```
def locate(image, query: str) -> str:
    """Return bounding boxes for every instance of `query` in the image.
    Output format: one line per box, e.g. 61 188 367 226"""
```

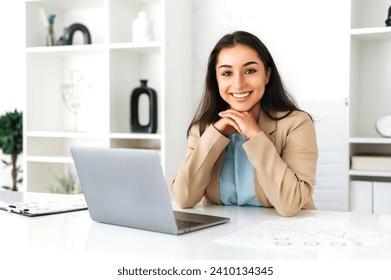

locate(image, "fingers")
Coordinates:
218 110 254 130
218 109 260 139
214 116 242 136
225 118 242 134
219 109 254 122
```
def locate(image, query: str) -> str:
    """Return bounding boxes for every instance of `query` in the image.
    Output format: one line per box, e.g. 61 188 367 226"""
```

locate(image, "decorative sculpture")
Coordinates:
46 14 56 46
376 115 391 138
58 23 92 45
61 70 93 131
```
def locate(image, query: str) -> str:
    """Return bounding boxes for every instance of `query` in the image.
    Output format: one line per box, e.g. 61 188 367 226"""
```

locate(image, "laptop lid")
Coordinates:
70 147 229 235
71 147 179 234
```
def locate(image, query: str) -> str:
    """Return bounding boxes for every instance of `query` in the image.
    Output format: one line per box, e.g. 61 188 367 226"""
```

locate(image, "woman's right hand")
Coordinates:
213 115 241 137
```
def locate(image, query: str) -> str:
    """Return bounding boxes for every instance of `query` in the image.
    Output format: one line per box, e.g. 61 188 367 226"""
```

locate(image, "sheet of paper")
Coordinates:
215 218 391 252
0 194 87 216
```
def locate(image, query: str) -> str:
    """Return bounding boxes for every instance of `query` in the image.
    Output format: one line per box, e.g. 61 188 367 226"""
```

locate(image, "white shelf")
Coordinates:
349 170 391 177
109 133 161 140
27 156 74 164
25 0 104 10
26 42 161 55
349 0 391 214
26 131 107 138
26 44 106 54
350 27 391 41
26 131 162 140
24 0 165 192
349 137 391 144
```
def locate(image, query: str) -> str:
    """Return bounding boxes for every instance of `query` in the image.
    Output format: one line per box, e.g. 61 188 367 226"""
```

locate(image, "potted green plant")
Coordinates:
0 110 23 191
48 168 82 194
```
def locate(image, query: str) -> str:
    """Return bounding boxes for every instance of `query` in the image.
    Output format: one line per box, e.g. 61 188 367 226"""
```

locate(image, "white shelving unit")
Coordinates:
349 0 391 214
24 0 165 192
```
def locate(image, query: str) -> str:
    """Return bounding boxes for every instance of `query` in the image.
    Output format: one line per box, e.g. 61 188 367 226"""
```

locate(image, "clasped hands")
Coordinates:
213 109 261 139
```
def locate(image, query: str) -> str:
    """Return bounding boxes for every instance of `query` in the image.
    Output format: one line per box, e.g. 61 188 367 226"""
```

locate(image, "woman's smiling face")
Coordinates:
215 44 271 114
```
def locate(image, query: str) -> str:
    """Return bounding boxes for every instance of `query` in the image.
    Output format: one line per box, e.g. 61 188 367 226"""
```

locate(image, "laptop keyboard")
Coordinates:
176 219 203 230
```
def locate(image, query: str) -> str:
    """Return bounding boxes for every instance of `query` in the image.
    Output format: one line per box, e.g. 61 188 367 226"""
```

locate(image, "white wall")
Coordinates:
0 2 25 111
192 0 350 103
0 1 25 188
164 0 194 186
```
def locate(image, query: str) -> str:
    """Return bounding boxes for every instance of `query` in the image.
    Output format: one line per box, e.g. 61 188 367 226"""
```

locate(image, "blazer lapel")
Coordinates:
253 110 278 207
258 110 277 143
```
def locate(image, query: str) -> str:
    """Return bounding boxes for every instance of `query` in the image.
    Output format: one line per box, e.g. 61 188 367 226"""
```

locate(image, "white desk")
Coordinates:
1 192 391 261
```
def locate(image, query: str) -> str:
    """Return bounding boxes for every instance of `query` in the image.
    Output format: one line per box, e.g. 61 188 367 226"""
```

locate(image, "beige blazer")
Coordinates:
171 110 318 217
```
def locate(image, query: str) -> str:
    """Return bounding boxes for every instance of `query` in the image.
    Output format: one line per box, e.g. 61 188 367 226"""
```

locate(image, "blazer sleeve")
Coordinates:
243 112 318 217
171 124 230 208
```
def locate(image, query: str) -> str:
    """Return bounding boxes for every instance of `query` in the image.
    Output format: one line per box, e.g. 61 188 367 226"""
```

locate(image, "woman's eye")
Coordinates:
245 69 256 74
221 71 232 76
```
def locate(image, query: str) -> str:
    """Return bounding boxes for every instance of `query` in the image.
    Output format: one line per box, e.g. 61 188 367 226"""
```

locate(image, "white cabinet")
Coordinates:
350 180 372 214
349 0 391 214
350 181 391 215
24 0 165 192
373 182 391 215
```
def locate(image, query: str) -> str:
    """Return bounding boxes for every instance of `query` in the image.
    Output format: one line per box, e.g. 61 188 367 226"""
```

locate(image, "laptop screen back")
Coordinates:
71 147 178 234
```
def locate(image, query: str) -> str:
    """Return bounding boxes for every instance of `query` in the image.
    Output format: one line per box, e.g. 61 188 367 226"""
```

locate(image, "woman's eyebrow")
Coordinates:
218 64 231 69
218 61 259 69
243 61 259 67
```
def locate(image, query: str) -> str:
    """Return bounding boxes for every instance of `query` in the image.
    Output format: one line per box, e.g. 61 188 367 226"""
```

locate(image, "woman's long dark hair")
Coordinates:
188 30 300 137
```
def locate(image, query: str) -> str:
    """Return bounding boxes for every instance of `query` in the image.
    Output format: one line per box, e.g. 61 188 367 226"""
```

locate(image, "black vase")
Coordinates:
130 80 158 133
386 5 391 26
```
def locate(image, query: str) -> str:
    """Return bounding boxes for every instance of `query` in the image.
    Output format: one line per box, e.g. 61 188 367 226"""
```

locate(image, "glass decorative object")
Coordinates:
61 70 92 131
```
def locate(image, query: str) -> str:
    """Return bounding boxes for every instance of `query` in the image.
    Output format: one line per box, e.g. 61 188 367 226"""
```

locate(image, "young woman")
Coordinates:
171 31 318 217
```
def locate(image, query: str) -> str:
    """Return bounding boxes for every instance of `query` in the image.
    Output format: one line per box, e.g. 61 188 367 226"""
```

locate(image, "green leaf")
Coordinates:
0 109 23 155
0 109 23 191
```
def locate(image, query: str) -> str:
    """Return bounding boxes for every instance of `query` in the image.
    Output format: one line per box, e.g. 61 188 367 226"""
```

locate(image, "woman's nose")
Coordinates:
232 73 246 91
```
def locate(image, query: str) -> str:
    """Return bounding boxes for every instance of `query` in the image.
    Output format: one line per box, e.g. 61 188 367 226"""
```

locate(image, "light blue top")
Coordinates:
219 133 261 206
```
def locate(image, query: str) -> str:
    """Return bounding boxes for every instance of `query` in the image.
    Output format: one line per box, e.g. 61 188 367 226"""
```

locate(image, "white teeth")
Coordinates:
232 92 250 98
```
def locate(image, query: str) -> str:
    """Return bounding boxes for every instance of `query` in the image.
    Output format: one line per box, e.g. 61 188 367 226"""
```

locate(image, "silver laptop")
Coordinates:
70 146 229 235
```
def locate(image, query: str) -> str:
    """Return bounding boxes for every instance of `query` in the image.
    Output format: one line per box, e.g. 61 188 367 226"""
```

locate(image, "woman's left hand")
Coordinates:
218 109 261 139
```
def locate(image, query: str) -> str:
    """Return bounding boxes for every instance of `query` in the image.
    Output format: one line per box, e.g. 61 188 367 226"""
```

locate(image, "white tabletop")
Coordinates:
1 191 391 261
